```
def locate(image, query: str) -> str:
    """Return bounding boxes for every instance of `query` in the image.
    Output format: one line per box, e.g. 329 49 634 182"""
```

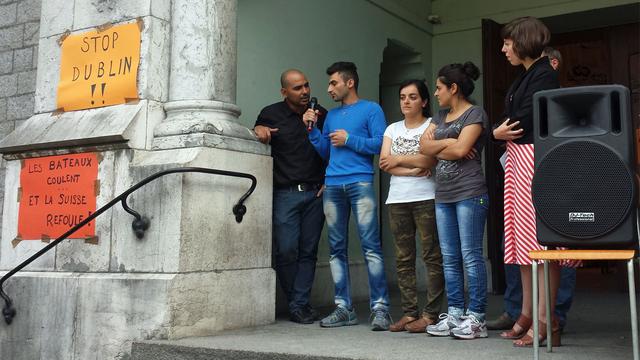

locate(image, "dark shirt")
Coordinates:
494 56 559 144
255 101 327 188
432 105 488 203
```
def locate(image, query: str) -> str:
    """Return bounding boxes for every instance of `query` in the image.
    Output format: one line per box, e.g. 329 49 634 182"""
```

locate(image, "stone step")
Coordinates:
131 342 349 360
130 290 636 360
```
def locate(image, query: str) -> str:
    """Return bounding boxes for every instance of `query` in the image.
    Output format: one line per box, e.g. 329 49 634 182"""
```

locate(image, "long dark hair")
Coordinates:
436 62 480 101
398 79 431 117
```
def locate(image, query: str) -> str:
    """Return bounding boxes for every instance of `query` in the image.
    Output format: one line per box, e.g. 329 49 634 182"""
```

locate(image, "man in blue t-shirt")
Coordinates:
306 61 391 331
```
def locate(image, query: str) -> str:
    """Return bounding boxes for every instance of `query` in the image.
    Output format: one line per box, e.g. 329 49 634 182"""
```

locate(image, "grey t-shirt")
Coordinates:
433 105 488 203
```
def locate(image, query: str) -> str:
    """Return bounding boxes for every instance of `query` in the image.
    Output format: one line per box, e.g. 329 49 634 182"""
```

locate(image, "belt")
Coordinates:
276 183 322 192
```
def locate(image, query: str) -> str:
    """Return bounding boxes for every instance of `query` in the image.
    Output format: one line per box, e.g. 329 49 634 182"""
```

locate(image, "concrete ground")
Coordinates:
134 268 638 360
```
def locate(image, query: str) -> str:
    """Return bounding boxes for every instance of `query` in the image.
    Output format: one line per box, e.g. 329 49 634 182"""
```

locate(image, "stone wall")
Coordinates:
0 0 41 236
0 0 40 135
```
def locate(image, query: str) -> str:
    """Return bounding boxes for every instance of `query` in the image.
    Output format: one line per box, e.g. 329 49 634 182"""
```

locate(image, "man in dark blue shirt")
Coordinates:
254 69 326 324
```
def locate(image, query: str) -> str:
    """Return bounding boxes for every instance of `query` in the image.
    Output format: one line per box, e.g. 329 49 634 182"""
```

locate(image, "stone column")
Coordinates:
152 0 260 154
0 1 274 359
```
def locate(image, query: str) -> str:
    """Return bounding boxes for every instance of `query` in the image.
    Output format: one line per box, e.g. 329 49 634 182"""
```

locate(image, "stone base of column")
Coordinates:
0 145 275 359
0 269 274 360
153 100 268 155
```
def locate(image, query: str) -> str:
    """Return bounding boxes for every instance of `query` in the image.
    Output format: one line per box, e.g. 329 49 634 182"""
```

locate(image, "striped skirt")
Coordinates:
503 141 540 265
503 141 580 267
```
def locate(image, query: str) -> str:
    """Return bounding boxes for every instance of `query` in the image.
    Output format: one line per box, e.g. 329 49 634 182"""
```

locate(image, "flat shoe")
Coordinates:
487 312 516 330
405 316 435 333
389 315 416 332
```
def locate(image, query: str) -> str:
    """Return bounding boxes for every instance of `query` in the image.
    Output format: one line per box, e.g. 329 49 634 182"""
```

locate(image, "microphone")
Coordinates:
307 97 318 131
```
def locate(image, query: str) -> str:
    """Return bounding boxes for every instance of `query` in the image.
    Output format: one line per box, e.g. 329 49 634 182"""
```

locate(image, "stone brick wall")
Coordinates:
0 0 40 230
0 0 40 138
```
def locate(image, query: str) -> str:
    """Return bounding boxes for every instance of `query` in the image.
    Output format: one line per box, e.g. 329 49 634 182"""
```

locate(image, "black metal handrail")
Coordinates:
0 167 257 325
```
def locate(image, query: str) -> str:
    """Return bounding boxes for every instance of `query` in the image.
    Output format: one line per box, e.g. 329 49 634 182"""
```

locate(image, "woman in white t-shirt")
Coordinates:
379 79 444 333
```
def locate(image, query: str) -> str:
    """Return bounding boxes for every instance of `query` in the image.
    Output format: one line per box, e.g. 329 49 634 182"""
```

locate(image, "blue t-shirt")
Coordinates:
309 99 387 185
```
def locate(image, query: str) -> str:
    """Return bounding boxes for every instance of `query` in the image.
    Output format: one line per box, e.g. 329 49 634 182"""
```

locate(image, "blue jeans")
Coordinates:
273 188 324 312
503 260 576 326
435 194 489 319
555 267 576 326
504 263 522 320
323 182 390 311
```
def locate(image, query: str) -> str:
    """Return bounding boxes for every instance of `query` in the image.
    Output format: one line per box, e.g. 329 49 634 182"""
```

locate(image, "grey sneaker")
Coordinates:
370 309 391 331
426 313 461 337
451 315 488 339
319 306 358 328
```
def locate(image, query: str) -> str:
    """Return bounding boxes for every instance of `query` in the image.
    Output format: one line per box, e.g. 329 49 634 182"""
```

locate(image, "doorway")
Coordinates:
378 39 425 288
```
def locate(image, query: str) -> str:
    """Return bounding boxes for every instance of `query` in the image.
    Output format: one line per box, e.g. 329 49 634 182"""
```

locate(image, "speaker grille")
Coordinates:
532 140 634 240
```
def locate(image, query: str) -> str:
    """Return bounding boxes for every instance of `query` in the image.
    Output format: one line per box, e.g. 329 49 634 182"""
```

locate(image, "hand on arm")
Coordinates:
329 129 348 147
436 124 483 160
419 123 452 156
380 136 431 176
395 153 436 170
379 155 399 171
420 135 457 156
379 137 400 171
464 148 478 160
253 125 278 144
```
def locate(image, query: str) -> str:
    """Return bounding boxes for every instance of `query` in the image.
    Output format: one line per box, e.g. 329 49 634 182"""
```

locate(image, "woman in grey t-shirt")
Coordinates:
420 62 489 340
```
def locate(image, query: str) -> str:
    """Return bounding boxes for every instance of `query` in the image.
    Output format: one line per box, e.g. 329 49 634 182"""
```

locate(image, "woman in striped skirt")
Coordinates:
492 17 562 347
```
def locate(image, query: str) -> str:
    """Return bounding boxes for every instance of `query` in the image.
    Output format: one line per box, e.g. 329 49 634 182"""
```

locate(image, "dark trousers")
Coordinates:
273 188 324 312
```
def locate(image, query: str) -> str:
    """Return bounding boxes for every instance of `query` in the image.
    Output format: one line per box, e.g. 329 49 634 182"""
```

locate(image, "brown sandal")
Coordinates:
500 314 532 339
513 319 561 347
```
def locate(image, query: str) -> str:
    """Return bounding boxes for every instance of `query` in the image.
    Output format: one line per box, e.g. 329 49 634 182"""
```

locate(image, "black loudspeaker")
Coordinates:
532 85 637 248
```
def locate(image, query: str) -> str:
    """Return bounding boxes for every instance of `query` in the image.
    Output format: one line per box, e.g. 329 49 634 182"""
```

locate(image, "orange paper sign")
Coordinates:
57 22 141 111
17 153 99 241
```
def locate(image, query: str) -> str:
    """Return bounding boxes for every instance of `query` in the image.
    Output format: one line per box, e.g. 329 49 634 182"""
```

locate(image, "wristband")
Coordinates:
345 133 349 144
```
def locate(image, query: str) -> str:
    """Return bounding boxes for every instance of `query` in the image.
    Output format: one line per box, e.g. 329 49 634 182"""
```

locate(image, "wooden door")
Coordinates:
481 18 520 293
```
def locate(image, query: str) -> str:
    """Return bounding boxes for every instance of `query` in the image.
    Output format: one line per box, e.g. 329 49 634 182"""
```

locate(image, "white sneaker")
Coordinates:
451 315 488 339
426 313 461 337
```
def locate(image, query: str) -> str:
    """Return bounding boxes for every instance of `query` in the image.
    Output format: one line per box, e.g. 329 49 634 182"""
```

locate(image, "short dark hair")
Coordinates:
437 62 480 100
398 79 431 117
326 61 359 91
501 16 550 60
280 69 303 88
542 46 562 66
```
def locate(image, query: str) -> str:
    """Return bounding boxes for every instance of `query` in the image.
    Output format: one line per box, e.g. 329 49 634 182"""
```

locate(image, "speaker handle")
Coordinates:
611 90 622 134
538 96 548 138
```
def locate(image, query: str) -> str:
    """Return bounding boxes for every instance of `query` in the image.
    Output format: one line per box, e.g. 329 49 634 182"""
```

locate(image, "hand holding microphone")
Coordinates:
305 97 319 131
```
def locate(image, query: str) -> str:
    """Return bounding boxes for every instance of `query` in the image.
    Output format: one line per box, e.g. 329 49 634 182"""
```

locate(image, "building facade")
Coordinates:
0 1 637 359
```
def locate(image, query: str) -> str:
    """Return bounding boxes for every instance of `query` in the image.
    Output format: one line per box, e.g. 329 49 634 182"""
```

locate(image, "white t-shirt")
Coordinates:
383 118 436 204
